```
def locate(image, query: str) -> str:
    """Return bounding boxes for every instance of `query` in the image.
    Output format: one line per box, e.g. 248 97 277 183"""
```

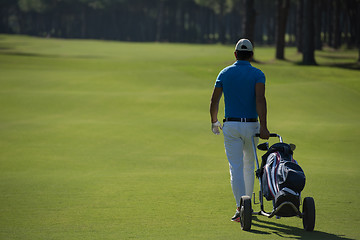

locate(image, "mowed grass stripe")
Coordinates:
0 34 359 239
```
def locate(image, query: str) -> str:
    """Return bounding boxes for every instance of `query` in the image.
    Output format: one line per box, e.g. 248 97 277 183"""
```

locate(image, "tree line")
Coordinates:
1 0 359 64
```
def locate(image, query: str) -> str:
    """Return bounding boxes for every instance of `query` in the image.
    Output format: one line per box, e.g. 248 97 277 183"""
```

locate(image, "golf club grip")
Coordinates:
255 133 278 137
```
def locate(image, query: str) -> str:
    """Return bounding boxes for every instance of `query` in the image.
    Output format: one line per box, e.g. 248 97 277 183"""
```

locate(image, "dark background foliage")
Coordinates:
1 0 359 64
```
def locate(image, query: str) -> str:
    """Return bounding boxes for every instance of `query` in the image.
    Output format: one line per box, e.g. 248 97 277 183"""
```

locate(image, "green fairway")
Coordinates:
0 34 359 240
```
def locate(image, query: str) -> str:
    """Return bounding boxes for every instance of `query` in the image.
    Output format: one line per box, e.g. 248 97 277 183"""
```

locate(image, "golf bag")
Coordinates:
259 143 306 216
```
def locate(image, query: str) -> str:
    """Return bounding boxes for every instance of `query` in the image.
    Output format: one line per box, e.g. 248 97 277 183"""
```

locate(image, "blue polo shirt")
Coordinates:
215 60 265 118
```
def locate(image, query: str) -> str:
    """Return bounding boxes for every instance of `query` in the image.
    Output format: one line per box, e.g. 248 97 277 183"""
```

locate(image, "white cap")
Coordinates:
235 39 253 52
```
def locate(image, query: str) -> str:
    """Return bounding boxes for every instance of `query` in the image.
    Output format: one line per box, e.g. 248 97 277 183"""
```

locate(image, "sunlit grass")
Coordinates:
0 34 359 239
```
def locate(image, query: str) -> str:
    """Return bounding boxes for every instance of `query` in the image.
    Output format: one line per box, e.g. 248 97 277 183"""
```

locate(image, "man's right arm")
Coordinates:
255 82 270 139
210 87 223 123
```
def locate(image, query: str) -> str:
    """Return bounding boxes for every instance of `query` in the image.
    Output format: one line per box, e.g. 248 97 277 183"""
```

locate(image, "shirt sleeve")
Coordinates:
256 70 266 84
214 71 224 88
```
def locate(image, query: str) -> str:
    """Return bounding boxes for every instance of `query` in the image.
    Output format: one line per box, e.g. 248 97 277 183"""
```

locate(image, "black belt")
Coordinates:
223 118 258 123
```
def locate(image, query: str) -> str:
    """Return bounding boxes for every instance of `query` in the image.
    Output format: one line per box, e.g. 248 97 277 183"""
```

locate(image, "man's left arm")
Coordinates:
255 82 270 139
210 87 223 135
210 87 222 123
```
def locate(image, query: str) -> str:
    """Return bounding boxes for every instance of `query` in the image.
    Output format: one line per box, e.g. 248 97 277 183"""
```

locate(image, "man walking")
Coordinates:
209 39 270 222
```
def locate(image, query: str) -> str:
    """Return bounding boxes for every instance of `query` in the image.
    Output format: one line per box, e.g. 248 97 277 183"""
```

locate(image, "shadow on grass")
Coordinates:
324 62 360 71
286 58 360 71
317 54 356 60
0 50 101 59
249 216 355 240
256 51 360 71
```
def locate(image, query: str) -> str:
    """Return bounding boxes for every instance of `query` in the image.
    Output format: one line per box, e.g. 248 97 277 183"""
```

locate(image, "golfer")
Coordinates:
209 39 270 222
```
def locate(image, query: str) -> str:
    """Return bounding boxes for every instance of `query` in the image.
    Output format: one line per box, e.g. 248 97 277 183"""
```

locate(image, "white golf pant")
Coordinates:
223 121 259 207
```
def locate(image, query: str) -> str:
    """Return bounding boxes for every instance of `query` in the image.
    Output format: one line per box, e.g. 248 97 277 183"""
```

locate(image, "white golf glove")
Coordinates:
211 120 223 135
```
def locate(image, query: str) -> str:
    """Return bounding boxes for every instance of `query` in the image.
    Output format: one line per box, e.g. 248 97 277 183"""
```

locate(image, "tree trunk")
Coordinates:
275 0 290 60
296 0 303 53
81 6 86 38
314 0 322 50
242 0 256 43
358 2 360 62
333 0 341 49
218 0 226 44
156 0 164 42
302 0 316 65
327 0 333 47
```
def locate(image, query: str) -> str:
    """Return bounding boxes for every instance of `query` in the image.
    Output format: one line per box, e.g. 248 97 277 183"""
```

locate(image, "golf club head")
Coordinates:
289 143 296 151
257 142 269 151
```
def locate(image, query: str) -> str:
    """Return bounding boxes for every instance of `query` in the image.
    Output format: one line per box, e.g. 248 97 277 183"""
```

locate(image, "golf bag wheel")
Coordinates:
240 196 252 231
302 197 315 231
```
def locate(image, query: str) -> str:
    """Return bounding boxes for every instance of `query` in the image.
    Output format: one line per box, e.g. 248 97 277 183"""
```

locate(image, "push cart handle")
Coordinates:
254 133 283 143
255 133 278 138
